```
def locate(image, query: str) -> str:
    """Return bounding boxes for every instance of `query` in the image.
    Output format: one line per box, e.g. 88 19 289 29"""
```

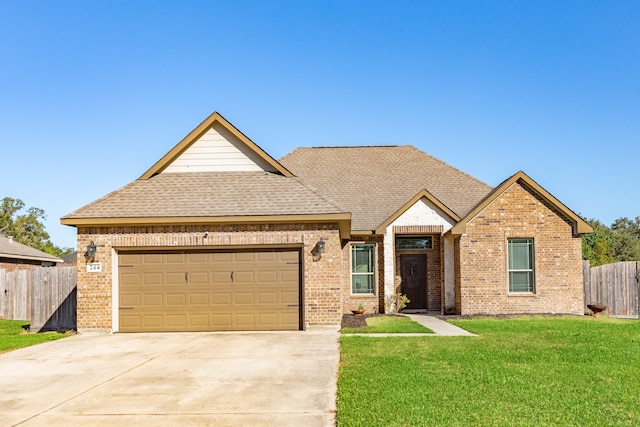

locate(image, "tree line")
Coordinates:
582 216 640 267
0 197 72 258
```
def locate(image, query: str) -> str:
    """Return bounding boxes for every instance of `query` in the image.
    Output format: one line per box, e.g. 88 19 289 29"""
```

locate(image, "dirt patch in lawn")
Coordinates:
341 313 405 329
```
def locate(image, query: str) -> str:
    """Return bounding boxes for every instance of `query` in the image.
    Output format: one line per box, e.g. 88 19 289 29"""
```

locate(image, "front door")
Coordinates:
400 254 427 310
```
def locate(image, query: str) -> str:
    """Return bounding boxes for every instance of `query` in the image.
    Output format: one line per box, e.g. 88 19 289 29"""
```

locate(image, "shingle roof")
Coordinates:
0 235 63 263
279 145 493 232
62 171 346 220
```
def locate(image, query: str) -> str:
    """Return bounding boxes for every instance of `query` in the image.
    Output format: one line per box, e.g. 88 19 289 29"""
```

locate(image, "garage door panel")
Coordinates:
121 294 141 306
258 292 277 304
143 293 164 306
281 291 299 304
258 271 277 283
234 252 255 262
120 273 140 286
212 271 231 284
212 293 232 305
189 271 208 284
280 270 299 283
166 293 187 306
165 272 184 285
212 253 232 263
166 253 186 263
120 314 141 328
143 315 164 328
188 314 209 327
189 293 209 305
235 293 255 305
234 271 255 284
119 249 300 332
167 314 187 327
235 313 256 326
143 272 164 286
143 254 164 264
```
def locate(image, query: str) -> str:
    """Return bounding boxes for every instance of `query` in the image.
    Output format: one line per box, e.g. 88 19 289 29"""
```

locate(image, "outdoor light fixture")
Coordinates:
85 241 97 261
312 239 326 262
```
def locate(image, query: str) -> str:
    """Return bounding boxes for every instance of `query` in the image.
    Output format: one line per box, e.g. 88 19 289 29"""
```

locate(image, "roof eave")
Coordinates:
61 213 352 240
0 253 63 263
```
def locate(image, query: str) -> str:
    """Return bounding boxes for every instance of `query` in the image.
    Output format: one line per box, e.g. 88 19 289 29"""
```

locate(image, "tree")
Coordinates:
582 218 614 266
0 197 72 258
582 216 640 266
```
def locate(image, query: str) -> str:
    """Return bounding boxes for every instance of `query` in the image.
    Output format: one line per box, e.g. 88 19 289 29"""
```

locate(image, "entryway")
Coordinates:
400 254 427 309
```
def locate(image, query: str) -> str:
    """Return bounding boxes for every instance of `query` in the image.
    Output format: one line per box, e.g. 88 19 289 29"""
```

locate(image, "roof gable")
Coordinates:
374 189 461 234
140 112 293 179
449 170 593 236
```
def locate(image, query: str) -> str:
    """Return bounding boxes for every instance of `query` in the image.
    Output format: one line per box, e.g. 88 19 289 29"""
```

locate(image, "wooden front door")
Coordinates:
400 254 427 309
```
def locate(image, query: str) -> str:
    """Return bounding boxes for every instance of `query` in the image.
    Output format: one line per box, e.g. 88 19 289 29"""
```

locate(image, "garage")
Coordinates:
118 248 301 332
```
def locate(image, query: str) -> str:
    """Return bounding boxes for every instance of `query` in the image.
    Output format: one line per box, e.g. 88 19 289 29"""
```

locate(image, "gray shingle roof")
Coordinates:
279 145 493 231
0 235 63 263
62 171 346 220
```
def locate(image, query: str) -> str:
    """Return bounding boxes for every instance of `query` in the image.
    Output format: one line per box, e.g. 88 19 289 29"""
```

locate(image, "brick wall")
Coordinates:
76 223 343 333
457 181 584 315
342 235 384 314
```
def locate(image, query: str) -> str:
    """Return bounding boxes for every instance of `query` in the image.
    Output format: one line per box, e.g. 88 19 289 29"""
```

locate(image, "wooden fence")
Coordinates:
0 267 77 331
583 260 640 318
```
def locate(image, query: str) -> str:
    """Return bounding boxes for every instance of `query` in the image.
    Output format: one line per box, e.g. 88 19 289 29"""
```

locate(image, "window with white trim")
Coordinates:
351 244 375 294
508 238 535 293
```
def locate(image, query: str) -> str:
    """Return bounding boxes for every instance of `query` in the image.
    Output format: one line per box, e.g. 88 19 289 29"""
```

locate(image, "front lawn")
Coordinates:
342 315 434 334
0 320 74 353
337 316 640 426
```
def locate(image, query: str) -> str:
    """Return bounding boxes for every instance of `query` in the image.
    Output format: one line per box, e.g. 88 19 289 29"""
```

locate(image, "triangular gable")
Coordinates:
140 112 294 179
448 171 593 236
374 189 461 234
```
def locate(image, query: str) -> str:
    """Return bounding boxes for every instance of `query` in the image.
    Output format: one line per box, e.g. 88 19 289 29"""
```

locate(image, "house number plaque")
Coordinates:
86 262 102 273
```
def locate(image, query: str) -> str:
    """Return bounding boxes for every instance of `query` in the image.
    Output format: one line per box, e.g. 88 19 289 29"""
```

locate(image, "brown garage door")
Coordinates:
118 249 301 332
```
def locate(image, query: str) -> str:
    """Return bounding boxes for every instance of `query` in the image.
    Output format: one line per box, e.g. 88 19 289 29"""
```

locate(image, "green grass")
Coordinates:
342 315 434 334
337 316 640 426
0 320 74 353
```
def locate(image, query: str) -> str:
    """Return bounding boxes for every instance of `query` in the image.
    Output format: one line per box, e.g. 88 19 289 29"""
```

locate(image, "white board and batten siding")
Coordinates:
163 123 278 174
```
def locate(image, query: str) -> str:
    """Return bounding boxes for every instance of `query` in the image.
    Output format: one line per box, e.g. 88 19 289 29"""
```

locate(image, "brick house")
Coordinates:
61 112 591 333
0 235 63 271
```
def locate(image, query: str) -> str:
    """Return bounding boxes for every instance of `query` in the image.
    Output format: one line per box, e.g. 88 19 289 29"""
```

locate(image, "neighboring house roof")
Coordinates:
0 235 63 264
279 145 493 233
449 170 593 236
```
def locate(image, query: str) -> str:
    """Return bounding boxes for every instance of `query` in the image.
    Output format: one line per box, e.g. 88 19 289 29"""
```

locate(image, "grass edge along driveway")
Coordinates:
337 315 640 426
0 320 74 353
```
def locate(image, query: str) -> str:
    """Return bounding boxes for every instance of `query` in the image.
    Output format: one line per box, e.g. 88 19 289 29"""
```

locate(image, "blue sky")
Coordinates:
1 1 638 250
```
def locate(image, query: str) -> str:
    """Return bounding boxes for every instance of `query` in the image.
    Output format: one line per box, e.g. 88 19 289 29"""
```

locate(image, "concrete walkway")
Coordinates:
0 329 339 426
404 314 477 336
342 314 477 337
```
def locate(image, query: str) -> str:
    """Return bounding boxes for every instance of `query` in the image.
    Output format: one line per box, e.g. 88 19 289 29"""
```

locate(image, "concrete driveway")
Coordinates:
0 329 340 426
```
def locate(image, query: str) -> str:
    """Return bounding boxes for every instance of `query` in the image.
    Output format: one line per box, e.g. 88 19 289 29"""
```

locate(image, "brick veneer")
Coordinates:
456 181 584 315
76 223 343 333
342 235 384 314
